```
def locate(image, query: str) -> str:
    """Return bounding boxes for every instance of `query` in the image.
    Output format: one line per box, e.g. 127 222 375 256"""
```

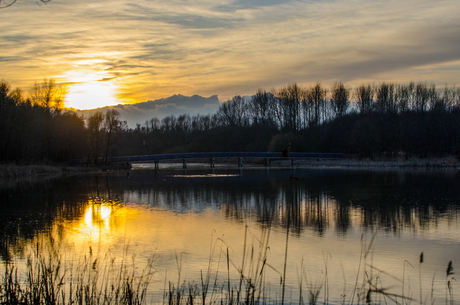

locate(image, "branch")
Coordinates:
1 0 50 9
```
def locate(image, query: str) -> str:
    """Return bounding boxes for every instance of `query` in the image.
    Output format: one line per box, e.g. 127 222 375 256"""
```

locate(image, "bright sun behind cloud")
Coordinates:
66 80 120 110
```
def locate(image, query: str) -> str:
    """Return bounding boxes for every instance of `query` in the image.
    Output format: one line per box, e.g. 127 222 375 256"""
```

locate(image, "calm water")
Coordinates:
1 166 460 304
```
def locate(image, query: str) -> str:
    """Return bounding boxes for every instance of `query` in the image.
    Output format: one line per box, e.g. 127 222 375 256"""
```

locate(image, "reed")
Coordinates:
1 233 457 305
0 237 156 305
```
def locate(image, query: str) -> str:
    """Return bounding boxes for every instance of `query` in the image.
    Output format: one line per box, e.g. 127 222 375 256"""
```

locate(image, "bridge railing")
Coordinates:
72 152 346 165
104 152 345 163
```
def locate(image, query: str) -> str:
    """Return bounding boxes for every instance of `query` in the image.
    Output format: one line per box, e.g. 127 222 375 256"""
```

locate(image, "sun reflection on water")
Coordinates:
82 202 111 233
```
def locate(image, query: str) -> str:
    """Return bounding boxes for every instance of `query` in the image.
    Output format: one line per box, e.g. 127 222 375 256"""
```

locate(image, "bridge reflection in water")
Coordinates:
1 169 459 304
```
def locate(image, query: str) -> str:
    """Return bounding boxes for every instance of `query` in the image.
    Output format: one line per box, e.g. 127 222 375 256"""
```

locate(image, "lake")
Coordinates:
1 165 459 304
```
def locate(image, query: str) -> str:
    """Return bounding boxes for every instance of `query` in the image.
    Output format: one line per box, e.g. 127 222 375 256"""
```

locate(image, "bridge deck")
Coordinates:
73 152 345 167
106 152 345 163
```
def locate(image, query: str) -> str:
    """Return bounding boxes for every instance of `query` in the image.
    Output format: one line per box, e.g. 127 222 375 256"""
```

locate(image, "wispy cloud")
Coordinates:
1 0 459 108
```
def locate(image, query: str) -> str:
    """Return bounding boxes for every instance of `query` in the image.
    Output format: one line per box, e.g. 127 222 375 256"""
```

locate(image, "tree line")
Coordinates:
0 79 124 164
119 82 460 159
1 79 460 165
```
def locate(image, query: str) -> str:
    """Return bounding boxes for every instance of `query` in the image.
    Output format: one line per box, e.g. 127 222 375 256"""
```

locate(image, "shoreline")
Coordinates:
1 156 459 181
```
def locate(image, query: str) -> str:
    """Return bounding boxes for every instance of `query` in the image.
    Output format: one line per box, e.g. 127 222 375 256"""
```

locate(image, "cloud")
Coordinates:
77 94 220 127
214 0 294 12
1 0 460 105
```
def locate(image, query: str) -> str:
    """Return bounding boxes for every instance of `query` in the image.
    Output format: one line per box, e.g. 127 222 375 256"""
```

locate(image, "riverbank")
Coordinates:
287 155 460 168
0 163 128 180
1 156 459 180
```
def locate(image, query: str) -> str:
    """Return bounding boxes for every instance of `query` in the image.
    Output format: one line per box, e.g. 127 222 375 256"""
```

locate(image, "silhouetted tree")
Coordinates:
0 81 20 161
375 83 397 114
330 82 349 118
395 83 413 113
87 112 104 165
103 109 124 164
415 83 430 112
216 95 249 127
307 83 327 127
28 78 67 111
355 84 374 114
249 89 277 127
276 84 303 130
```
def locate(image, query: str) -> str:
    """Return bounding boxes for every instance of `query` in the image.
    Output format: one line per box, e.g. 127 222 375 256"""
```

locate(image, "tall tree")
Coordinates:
307 83 327 127
330 82 350 118
103 109 124 164
415 83 430 112
375 83 396 114
88 112 104 165
0 81 20 160
276 84 303 130
249 90 276 127
216 95 248 127
355 84 374 114
29 78 67 111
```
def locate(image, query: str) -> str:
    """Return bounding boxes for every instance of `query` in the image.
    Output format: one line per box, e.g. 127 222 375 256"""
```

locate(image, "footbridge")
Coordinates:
103 152 346 169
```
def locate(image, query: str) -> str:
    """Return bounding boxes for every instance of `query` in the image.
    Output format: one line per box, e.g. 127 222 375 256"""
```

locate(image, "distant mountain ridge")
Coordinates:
77 94 220 128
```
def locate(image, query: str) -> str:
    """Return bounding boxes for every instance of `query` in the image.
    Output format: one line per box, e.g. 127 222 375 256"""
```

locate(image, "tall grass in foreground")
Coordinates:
0 236 156 305
160 228 457 305
1 231 457 305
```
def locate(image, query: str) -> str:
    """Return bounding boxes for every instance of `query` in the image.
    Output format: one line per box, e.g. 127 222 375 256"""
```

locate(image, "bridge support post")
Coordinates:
265 158 270 167
291 158 295 167
210 158 215 168
154 161 159 170
238 158 243 167
182 159 187 169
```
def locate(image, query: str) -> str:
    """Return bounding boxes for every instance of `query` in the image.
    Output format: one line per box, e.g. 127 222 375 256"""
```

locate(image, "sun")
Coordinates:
61 67 123 110
66 80 120 110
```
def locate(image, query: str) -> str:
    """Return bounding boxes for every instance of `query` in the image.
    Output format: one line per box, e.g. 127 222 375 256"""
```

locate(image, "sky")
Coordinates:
1 0 460 110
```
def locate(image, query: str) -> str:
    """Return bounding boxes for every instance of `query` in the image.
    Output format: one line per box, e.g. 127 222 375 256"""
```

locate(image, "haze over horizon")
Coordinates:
1 0 460 111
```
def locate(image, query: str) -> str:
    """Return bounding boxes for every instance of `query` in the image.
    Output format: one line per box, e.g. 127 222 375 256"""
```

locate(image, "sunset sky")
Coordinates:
1 0 459 110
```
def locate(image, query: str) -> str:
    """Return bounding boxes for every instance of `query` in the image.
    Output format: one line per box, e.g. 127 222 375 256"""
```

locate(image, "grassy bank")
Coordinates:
0 163 128 180
290 155 460 169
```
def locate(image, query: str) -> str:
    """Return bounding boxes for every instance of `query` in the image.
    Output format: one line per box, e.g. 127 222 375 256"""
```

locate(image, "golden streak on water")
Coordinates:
171 174 240 178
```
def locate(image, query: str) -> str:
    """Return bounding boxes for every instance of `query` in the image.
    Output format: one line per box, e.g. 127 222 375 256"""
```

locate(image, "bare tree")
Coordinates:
415 83 430 112
29 78 67 111
355 84 374 114
330 82 350 118
276 84 303 130
103 109 124 164
307 83 327 127
149 117 161 131
375 83 396 114
1 0 50 9
395 83 412 113
87 112 104 165
249 89 276 127
216 95 249 127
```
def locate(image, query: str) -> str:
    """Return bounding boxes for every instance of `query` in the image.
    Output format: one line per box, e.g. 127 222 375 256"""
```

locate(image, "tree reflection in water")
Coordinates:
1 168 460 304
1 168 460 261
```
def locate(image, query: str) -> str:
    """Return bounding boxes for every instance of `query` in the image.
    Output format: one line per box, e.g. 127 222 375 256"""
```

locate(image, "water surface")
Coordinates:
1 167 459 304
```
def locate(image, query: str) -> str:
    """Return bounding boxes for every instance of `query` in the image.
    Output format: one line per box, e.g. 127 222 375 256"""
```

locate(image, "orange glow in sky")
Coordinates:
1 0 460 110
